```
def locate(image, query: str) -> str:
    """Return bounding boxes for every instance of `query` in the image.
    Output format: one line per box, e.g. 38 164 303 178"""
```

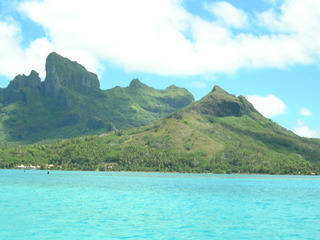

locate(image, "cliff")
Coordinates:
44 52 100 96
0 52 194 143
2 70 41 104
1 84 319 175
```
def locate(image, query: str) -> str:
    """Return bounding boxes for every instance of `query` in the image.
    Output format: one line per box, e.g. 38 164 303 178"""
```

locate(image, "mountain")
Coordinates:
1 85 319 174
0 52 194 144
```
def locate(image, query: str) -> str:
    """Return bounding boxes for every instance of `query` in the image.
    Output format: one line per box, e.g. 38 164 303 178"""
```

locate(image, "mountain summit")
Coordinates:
44 52 100 96
0 52 194 143
2 83 319 174
185 85 259 118
3 70 42 104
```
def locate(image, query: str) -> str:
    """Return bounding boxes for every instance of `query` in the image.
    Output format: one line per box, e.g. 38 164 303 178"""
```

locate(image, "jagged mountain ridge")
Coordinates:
188 86 259 117
0 52 194 143
1 83 319 174
102 85 320 173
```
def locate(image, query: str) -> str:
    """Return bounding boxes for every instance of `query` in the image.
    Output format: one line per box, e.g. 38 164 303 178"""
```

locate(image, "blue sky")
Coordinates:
0 0 319 138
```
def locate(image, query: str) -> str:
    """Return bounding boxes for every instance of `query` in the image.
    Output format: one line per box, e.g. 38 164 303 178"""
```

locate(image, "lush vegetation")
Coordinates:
0 53 194 144
1 87 320 175
0 53 319 175
1 119 319 174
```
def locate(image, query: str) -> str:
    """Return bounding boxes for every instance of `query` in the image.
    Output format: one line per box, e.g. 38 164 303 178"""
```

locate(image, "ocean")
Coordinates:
0 170 319 239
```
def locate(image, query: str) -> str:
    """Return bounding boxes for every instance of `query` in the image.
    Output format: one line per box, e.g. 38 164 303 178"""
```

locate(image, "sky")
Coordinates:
0 0 319 138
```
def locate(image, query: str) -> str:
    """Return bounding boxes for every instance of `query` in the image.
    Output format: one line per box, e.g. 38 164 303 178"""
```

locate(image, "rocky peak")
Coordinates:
186 85 258 118
212 85 226 93
44 52 100 96
3 70 41 104
129 78 147 89
6 70 41 91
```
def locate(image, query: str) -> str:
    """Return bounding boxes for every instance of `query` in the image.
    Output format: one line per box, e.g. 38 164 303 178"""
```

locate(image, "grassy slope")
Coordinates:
1 87 319 174
0 79 194 144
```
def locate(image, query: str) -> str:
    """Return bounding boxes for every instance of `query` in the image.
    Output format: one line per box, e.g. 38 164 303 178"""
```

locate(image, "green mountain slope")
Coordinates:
1 85 319 174
0 52 194 144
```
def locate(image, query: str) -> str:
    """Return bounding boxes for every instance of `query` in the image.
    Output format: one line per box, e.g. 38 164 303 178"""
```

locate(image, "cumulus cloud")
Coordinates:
245 94 287 118
0 21 25 77
0 0 320 79
299 107 312 117
0 18 53 80
293 120 320 138
18 0 197 76
204 1 248 28
257 0 320 59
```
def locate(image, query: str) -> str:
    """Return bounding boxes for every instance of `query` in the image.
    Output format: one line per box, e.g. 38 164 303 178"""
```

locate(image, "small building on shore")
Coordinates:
16 164 25 169
16 164 41 170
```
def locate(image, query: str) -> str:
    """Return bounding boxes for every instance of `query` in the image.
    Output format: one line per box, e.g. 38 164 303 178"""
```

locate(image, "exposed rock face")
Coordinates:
0 52 195 143
2 52 101 105
44 52 100 97
3 70 41 104
238 95 260 116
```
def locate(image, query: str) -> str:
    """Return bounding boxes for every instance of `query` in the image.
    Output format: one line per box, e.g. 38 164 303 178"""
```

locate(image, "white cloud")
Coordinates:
245 94 287 118
18 0 198 76
293 120 320 138
0 18 53 80
0 0 320 79
257 0 320 58
258 0 320 34
0 20 26 77
299 107 312 117
204 1 248 28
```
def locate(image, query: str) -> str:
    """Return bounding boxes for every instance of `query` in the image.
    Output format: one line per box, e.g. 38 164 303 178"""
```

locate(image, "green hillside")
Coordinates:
0 52 194 144
1 85 319 175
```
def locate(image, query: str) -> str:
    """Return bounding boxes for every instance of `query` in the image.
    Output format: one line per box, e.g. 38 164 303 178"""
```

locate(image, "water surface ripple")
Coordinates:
1 170 319 239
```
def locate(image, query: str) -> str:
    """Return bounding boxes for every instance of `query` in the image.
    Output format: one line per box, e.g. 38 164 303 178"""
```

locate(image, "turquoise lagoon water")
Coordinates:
0 170 319 240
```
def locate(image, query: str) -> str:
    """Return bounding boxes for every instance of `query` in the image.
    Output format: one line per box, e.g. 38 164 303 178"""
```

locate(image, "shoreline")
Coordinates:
2 168 319 176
